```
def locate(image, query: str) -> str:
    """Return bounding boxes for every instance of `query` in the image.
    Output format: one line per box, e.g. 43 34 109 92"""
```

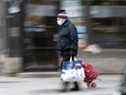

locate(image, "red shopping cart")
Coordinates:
82 63 99 88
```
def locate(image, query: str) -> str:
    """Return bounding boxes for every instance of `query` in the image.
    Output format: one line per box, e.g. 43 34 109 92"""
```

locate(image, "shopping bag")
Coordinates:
60 57 85 82
61 59 74 70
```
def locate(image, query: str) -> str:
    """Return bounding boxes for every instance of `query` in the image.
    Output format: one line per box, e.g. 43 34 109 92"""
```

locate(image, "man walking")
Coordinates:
57 10 79 91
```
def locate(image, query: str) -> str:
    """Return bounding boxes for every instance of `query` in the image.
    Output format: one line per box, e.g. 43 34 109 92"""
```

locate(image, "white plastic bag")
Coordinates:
60 67 85 82
60 56 85 82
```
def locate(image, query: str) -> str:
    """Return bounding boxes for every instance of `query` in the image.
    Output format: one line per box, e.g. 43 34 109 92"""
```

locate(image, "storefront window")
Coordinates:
90 0 113 5
23 0 59 71
24 0 57 47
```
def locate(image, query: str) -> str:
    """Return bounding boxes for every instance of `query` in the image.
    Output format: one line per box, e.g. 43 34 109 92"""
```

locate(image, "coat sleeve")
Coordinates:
54 26 69 42
69 24 78 49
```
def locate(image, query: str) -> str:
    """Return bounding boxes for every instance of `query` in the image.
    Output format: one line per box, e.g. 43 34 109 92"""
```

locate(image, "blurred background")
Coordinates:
0 0 126 73
0 0 125 95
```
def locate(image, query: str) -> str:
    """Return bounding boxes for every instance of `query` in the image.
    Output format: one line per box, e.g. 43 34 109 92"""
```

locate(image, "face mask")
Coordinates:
57 19 64 25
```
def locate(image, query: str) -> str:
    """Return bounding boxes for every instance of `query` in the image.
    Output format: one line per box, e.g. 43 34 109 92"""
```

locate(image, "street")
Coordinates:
0 74 122 95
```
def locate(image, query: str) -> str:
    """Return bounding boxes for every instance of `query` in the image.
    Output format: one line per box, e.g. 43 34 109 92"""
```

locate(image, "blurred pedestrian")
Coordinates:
56 10 79 91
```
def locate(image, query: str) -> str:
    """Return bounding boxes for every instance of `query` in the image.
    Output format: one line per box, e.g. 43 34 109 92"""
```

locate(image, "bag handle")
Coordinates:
70 57 73 62
70 56 78 62
74 57 78 61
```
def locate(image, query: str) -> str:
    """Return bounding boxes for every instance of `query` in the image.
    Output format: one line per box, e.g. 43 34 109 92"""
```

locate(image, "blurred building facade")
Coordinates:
86 0 126 48
0 0 126 72
0 1 7 55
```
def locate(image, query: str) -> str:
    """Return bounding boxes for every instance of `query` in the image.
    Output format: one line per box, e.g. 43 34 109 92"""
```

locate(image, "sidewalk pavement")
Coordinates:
0 72 122 95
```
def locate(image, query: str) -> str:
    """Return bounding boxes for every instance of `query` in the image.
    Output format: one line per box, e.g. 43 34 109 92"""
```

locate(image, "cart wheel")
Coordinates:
91 82 96 88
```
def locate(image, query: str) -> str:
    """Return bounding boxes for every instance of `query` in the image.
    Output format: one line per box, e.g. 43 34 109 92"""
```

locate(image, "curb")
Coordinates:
17 72 123 79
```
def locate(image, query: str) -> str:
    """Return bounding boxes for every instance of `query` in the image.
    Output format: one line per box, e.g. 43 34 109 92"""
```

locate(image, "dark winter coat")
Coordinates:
58 19 78 57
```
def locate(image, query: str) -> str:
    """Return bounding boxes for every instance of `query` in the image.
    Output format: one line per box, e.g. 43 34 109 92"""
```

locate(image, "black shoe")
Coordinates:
70 87 80 91
121 93 126 95
61 82 69 92
70 82 80 91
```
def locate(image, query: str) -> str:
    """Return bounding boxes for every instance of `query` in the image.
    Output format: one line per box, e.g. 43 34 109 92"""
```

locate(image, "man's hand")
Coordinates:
83 44 102 54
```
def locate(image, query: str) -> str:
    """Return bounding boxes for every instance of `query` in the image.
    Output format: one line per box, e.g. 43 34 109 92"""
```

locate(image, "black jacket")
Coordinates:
58 19 78 56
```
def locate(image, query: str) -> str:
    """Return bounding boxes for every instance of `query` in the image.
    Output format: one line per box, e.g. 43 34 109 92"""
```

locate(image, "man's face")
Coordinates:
57 17 65 25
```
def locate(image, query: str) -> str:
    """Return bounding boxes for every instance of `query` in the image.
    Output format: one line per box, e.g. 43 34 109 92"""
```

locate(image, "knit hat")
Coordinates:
57 10 68 19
